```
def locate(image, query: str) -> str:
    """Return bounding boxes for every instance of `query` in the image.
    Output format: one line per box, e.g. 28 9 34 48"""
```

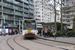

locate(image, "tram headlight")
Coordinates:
25 33 28 35
32 33 35 34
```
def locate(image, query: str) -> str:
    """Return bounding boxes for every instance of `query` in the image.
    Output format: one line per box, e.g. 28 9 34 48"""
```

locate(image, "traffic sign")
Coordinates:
3 23 8 26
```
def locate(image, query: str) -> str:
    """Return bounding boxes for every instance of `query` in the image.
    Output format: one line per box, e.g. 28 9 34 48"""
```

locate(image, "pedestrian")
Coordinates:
52 28 56 39
44 28 47 37
38 29 41 36
47 28 51 37
43 29 45 36
64 26 67 37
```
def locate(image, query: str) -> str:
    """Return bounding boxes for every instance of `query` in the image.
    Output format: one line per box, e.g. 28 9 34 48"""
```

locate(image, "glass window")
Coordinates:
36 15 40 17
23 20 36 29
35 1 40 4
46 26 48 29
35 8 39 10
36 12 40 14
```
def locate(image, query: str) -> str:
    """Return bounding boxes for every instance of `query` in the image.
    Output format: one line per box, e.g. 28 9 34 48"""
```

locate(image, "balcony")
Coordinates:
3 9 14 14
14 12 23 16
23 14 29 17
29 6 34 9
30 15 33 17
24 9 29 13
6 17 14 20
14 11 23 16
29 1 33 5
24 5 29 8
3 3 14 9
5 0 13 3
30 10 34 13
15 17 19 20
23 0 29 4
13 1 23 7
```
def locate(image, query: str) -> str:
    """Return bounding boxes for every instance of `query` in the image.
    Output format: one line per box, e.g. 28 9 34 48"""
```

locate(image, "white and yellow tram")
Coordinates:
22 19 38 38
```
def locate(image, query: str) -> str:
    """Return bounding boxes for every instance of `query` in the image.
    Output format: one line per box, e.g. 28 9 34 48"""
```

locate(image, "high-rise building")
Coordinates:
34 0 60 23
62 0 75 29
0 0 34 29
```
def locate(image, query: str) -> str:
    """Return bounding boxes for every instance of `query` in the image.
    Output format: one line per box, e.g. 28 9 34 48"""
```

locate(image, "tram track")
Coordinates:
1 35 74 50
13 35 30 50
7 37 14 50
6 35 30 50
31 38 73 50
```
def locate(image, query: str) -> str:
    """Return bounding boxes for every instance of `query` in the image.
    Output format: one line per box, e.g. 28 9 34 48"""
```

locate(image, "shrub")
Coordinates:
67 31 75 37
56 31 65 37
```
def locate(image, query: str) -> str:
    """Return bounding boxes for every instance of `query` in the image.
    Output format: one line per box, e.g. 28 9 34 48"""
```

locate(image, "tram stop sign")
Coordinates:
3 23 8 26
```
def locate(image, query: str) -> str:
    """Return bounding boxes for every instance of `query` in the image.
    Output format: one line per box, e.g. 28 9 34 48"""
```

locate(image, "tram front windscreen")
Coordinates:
23 20 36 30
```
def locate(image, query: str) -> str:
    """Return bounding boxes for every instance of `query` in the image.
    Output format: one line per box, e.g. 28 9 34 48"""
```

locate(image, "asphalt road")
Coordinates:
0 35 75 50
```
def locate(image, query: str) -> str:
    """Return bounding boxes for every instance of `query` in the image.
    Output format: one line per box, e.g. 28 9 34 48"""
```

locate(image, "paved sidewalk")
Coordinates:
37 35 75 45
0 36 6 43
0 36 6 50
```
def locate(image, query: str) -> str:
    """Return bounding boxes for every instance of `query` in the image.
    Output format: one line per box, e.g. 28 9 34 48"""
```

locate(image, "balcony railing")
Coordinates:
24 10 29 13
14 12 23 16
3 9 14 14
24 14 29 17
24 5 29 8
29 1 33 5
23 0 29 3
30 10 34 13
6 0 13 2
29 6 34 9
6 17 14 20
13 1 23 7
3 2 13 8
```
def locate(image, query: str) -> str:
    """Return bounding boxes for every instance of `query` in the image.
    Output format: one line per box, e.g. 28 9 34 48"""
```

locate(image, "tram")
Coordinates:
22 19 38 38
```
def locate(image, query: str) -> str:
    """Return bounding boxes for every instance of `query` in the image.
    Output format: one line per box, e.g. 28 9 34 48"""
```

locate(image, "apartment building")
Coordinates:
0 0 34 29
62 0 75 29
34 0 60 23
34 0 61 30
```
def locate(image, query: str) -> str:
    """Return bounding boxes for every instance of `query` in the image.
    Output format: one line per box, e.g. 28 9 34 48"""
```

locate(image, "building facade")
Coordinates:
0 0 34 29
34 0 60 23
34 0 61 29
62 0 75 29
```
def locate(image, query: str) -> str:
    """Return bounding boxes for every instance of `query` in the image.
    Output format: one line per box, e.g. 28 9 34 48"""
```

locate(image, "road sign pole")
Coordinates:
19 20 20 34
4 16 6 36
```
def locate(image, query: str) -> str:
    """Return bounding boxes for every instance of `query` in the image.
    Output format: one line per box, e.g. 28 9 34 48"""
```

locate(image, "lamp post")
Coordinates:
2 0 6 36
19 20 20 34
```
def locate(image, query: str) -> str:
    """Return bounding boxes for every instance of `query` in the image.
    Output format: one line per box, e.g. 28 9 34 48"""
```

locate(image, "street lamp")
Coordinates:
19 20 20 34
2 0 6 35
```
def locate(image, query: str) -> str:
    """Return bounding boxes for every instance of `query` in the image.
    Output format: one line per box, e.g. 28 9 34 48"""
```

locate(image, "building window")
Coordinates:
67 24 70 26
35 5 40 7
35 1 40 4
36 12 40 14
27 0 29 1
35 8 39 10
36 15 40 17
31 0 33 2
